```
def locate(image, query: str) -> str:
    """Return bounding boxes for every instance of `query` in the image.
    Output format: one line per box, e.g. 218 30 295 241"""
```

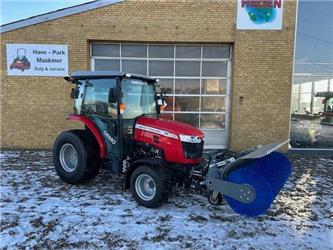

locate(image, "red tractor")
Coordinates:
9 48 31 71
53 71 291 216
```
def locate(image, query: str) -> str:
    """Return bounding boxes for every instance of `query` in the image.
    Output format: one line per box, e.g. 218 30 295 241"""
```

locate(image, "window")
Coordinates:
176 46 201 58
203 46 230 59
121 79 157 119
122 60 147 75
149 45 173 58
122 44 147 57
94 59 120 71
81 78 117 118
92 44 120 57
175 79 200 94
149 61 173 76
175 61 200 77
290 0 333 149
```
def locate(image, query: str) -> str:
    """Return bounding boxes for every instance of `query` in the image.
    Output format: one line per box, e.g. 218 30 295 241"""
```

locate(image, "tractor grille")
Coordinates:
182 142 204 159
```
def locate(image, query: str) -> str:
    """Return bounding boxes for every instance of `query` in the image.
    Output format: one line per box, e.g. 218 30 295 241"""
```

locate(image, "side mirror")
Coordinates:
157 91 167 111
64 76 72 82
70 87 79 99
109 88 117 103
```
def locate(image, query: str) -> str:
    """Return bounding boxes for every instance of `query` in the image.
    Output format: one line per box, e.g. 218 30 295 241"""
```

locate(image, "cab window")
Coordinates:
81 78 117 117
121 79 157 119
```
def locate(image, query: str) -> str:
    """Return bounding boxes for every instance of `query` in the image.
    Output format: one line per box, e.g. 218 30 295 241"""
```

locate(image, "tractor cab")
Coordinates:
66 71 168 169
70 71 161 118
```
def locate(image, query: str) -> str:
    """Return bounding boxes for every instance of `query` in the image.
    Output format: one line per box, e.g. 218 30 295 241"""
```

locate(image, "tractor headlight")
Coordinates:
179 135 203 144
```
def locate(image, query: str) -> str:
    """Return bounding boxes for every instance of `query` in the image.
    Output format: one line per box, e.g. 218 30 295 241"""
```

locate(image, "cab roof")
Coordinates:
68 70 158 82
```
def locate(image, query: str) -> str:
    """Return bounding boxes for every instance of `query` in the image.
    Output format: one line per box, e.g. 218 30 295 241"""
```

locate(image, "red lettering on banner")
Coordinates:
274 0 282 8
266 0 273 7
250 0 257 7
241 0 282 8
241 0 249 7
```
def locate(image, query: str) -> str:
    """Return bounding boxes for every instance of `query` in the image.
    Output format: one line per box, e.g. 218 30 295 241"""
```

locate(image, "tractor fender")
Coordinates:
124 158 164 189
66 114 106 159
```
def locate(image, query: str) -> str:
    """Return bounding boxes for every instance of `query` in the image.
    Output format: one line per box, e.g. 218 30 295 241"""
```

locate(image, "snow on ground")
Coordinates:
0 151 332 249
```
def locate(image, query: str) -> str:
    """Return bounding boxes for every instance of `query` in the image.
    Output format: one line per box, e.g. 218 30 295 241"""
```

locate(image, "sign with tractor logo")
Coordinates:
236 0 283 30
6 44 68 76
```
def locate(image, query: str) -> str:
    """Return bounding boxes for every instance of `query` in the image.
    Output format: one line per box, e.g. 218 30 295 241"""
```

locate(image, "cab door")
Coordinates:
80 78 120 159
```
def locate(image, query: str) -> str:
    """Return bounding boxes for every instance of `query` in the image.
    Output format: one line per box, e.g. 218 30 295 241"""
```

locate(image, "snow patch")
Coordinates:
0 151 332 249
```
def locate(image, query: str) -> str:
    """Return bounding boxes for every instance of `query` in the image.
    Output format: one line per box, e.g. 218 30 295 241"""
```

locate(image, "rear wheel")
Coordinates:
53 130 100 184
130 165 170 208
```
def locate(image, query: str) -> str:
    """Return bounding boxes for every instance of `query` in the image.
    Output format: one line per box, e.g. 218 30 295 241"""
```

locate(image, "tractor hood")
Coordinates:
135 115 204 142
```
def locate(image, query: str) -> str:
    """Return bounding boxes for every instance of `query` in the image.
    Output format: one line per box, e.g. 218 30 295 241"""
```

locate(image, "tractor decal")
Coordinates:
135 124 178 139
10 48 31 72
103 131 117 145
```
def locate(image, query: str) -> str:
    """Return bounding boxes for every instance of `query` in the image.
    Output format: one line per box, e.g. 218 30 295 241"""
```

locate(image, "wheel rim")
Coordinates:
135 174 156 201
59 143 78 172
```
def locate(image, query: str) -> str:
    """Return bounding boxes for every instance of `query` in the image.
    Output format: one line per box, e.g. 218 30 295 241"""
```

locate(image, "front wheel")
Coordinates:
130 165 170 208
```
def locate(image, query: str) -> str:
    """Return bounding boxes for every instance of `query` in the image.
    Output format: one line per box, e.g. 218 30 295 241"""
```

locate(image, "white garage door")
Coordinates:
91 43 232 149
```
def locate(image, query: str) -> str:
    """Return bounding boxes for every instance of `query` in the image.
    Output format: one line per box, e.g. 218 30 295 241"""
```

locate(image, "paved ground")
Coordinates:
0 151 332 249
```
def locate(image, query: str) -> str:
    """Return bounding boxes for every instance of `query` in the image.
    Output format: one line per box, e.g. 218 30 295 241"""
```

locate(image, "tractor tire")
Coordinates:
53 130 100 184
130 165 170 208
74 130 101 181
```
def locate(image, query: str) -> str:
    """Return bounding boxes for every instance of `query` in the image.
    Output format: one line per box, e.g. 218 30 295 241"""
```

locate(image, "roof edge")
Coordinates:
71 70 158 82
0 0 125 34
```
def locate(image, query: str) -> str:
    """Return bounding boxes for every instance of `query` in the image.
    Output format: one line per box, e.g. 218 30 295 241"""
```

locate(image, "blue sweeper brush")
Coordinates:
205 141 292 217
225 152 292 217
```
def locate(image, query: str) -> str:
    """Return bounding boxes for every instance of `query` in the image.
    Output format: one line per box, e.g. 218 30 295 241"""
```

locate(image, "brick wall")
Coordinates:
0 0 296 150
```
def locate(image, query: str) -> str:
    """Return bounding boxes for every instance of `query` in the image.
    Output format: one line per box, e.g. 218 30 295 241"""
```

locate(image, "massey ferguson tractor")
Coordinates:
53 71 292 217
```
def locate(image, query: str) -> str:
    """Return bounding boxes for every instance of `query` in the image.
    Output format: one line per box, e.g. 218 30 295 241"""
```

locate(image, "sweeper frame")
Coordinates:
204 141 289 204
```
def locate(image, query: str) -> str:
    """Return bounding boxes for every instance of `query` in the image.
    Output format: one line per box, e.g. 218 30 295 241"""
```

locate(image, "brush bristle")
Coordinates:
225 152 292 217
